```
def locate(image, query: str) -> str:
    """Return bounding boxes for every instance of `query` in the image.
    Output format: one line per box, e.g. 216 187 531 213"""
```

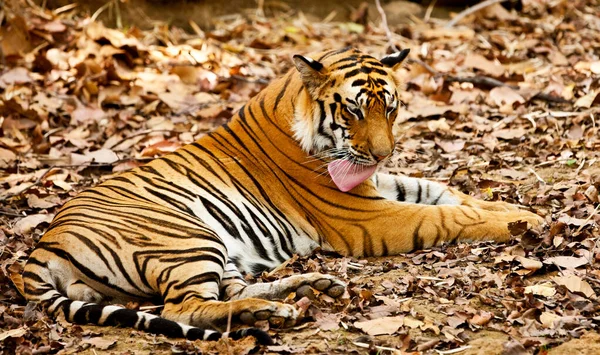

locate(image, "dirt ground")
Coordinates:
1 0 600 354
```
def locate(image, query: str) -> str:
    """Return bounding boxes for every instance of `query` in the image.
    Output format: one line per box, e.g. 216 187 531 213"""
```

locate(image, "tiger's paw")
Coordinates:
239 301 299 328
512 210 545 228
294 273 346 300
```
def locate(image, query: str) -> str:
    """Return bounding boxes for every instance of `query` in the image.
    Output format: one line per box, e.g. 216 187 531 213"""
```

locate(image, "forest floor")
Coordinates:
1 0 600 354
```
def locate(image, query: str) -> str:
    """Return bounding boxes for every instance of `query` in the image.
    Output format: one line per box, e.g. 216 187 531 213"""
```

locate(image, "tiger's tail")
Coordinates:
22 267 273 345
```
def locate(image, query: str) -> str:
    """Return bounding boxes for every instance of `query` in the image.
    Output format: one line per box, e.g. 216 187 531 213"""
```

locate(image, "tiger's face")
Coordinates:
292 47 409 166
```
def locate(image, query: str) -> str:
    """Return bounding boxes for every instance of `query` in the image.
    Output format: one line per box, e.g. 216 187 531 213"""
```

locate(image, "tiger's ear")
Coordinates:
293 55 327 94
380 48 410 70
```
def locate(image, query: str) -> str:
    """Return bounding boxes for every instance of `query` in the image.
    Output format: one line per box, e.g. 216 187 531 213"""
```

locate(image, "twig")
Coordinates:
53 3 78 15
113 0 122 29
408 58 437 75
0 168 54 203
446 75 507 88
424 0 437 23
0 208 23 217
230 75 270 85
374 0 398 52
188 19 205 38
90 1 112 23
410 59 569 104
528 167 546 185
445 0 508 28
256 0 265 18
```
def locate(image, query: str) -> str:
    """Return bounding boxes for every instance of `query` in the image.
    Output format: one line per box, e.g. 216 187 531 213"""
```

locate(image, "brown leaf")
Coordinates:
434 138 465 153
70 105 105 124
13 214 54 236
502 339 528 355
553 275 596 298
354 316 404 336
0 327 28 341
493 127 528 140
540 312 561 329
0 67 32 88
82 337 117 350
141 141 182 157
469 311 493 326
27 194 61 209
267 345 306 353
544 256 589 270
515 256 543 271
489 86 525 107
524 283 556 297
315 313 340 331
464 54 505 76
574 90 600 108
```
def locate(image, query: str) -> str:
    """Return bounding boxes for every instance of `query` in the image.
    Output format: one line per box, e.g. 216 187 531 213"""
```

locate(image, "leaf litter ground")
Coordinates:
1 0 600 354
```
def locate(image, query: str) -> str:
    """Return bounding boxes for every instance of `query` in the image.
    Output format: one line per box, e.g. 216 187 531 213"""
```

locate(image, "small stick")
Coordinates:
256 0 265 18
424 0 437 22
445 0 507 28
113 0 122 29
528 167 546 185
90 1 112 22
414 62 570 104
374 0 399 52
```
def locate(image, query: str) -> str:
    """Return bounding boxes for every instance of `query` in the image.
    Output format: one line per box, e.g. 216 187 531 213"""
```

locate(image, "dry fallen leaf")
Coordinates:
469 311 493 326
540 312 562 329
13 214 55 236
81 337 117 350
434 138 465 153
141 141 182 157
515 256 543 271
354 316 404 336
464 53 505 76
574 90 600 108
0 67 32 88
0 327 28 342
403 317 424 329
524 283 556 297
552 275 596 298
489 86 525 107
544 256 589 270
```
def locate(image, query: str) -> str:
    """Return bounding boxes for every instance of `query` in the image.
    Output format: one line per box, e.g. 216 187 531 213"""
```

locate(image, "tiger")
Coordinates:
22 47 543 345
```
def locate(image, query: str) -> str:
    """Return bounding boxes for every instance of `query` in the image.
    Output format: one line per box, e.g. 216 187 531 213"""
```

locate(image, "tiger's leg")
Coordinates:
66 280 105 304
326 201 544 257
157 245 299 329
220 261 345 301
374 173 520 211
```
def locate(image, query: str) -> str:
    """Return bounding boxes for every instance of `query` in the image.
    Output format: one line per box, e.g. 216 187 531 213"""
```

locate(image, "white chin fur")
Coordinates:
292 102 332 154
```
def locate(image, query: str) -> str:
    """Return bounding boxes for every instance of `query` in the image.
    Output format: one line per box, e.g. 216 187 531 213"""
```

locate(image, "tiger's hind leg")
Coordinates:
220 261 346 302
156 243 299 329
66 280 105 304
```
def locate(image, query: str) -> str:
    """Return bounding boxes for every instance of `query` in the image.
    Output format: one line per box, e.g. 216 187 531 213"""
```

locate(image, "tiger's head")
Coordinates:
291 47 409 167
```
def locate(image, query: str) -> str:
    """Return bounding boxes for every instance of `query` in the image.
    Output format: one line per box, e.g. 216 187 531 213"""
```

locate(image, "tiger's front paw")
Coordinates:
294 273 346 300
513 210 545 228
239 301 299 328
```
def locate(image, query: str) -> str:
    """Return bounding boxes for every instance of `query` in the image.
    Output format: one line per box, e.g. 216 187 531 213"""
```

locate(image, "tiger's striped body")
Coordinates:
23 48 542 344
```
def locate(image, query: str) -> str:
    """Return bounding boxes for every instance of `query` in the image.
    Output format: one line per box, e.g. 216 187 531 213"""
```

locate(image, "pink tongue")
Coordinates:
328 159 377 192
